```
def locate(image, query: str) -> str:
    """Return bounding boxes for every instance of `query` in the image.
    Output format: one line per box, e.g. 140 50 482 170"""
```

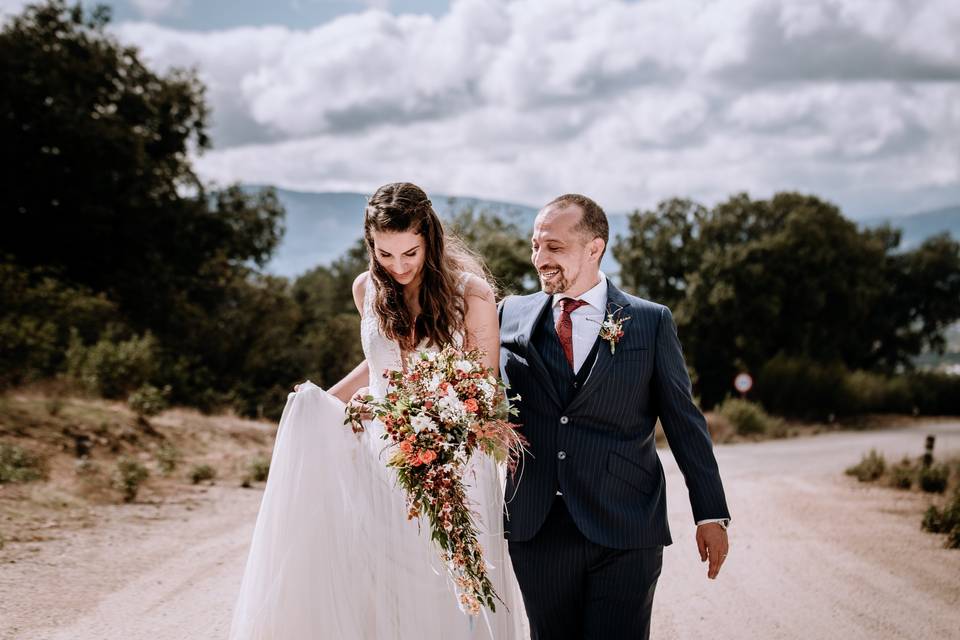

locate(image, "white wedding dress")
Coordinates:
229 274 528 639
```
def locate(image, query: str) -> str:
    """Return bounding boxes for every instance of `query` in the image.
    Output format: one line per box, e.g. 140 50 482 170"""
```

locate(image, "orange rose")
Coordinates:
464 398 479 413
419 449 437 465
400 441 413 454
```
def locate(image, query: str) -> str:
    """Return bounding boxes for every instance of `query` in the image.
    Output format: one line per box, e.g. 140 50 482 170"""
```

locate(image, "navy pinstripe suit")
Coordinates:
499 278 730 639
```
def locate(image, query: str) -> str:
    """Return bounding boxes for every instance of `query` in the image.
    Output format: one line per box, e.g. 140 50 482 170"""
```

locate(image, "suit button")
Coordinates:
557 451 567 460
560 416 569 425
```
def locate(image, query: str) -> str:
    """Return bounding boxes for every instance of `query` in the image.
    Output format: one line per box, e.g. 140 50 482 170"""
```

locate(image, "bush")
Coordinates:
112 457 149 502
156 443 182 476
247 456 270 482
888 457 915 490
755 355 855 420
717 398 785 437
189 463 216 484
66 326 159 399
128 384 171 418
905 372 960 416
845 370 913 414
919 464 950 493
0 262 118 388
846 449 886 482
0 442 47 483
921 490 960 549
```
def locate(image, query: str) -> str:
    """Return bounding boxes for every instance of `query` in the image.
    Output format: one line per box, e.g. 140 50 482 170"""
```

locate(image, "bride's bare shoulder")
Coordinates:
460 272 496 306
352 271 371 314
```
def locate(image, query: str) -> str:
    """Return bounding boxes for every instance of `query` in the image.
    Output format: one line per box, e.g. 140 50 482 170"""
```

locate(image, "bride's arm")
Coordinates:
328 270 374 403
327 360 369 404
462 275 500 373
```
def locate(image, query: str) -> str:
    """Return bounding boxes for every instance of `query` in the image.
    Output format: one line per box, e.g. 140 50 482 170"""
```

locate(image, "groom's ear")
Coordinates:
588 237 605 263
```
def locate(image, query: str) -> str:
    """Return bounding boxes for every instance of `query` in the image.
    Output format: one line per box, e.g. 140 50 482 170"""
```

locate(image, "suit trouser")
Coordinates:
508 496 663 640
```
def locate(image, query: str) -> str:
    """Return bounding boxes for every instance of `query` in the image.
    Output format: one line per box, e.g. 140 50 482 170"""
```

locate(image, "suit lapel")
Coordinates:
565 278 630 415
515 292 563 409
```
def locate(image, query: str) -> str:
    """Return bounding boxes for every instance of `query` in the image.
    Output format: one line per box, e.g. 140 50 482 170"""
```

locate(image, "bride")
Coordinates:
229 182 528 639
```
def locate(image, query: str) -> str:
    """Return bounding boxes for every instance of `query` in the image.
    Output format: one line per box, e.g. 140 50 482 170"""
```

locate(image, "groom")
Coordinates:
498 194 730 639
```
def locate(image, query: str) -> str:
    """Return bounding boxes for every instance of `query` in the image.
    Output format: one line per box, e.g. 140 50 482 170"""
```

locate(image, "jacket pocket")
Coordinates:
606 451 654 495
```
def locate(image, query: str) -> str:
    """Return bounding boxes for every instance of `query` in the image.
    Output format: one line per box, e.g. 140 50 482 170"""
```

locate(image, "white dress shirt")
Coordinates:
551 272 728 529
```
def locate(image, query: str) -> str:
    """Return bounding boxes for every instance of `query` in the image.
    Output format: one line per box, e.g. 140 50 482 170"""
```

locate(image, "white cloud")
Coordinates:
112 0 960 217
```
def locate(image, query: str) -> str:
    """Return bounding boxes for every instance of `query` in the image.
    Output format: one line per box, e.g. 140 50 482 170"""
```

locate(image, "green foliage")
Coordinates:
127 384 170 418
889 457 915 490
614 193 960 409
921 490 960 548
445 205 538 295
846 449 886 482
156 443 181 476
919 464 950 494
246 455 270 483
189 463 216 484
66 327 159 399
0 261 118 387
905 372 960 416
717 397 785 437
0 442 48 483
112 456 149 502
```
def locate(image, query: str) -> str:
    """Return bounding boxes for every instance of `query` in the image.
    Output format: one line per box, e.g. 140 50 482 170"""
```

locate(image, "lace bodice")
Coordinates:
360 272 468 400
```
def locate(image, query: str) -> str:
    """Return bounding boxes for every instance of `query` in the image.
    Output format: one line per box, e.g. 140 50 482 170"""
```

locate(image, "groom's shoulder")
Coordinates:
498 291 543 314
616 288 669 322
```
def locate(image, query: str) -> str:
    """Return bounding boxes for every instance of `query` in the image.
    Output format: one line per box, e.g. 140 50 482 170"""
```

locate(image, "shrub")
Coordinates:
0 442 47 483
112 457 149 502
921 490 960 549
905 372 960 416
888 457 915 490
846 449 886 482
189 463 216 484
755 355 855 420
66 326 159 399
128 384 171 418
845 370 913 414
156 443 182 476
717 398 785 437
247 456 270 483
919 464 950 494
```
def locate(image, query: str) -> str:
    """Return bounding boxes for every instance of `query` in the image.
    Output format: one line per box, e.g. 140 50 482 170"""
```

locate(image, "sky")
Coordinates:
3 0 960 218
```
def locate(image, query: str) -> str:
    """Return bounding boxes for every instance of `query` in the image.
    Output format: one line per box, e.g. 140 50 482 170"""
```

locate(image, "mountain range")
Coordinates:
256 187 960 279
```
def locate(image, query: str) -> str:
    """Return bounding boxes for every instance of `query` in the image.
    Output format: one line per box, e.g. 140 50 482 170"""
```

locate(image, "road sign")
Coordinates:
734 372 753 395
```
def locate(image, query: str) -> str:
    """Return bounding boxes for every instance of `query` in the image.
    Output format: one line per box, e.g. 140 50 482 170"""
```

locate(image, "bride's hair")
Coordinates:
364 182 492 351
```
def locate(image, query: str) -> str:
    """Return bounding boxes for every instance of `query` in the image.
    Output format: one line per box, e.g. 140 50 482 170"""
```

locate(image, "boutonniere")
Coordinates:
598 304 630 354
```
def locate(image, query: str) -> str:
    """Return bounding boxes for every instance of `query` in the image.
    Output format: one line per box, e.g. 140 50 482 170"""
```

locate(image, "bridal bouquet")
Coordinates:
345 346 524 615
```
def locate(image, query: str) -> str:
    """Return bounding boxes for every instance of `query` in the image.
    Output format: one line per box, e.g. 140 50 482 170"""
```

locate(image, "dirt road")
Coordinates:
3 422 959 640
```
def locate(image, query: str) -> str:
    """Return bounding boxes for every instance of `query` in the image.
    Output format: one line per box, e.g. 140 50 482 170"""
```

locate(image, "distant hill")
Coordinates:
257 187 629 278
257 187 957 279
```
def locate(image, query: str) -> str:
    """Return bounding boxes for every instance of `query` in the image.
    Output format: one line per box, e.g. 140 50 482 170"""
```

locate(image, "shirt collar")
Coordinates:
552 271 608 313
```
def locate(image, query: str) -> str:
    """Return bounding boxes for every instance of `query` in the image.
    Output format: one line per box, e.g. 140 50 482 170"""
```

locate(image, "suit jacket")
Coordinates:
499 278 730 549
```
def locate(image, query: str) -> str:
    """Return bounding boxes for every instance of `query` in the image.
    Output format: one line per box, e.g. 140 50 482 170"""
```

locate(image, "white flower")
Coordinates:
411 413 436 434
454 359 474 374
426 374 443 393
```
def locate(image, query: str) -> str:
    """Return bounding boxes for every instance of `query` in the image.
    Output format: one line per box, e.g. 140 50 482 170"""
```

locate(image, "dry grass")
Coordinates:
0 389 276 550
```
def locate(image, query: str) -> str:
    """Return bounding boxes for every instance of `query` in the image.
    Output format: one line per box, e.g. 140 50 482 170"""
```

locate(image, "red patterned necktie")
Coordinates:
556 297 589 370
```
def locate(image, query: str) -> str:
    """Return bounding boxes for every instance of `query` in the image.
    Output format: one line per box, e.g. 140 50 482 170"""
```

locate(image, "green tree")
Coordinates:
445 206 537 296
0 2 283 335
613 192 960 408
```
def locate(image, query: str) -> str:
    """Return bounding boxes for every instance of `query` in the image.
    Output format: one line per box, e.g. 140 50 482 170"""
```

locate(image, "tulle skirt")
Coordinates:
228 381 528 639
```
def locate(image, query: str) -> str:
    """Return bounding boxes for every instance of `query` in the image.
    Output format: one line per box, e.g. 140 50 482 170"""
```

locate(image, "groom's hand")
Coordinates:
696 523 729 580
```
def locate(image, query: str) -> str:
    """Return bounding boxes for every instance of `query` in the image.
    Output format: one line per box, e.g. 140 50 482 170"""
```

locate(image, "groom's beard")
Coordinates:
538 267 569 294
